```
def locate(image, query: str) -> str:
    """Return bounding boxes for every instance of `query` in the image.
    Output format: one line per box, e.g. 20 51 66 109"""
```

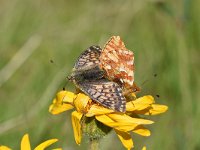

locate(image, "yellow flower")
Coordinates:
49 90 168 149
142 146 147 150
0 134 61 150
0 146 11 150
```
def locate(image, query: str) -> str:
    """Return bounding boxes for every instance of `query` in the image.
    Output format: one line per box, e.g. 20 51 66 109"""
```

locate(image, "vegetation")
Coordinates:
0 0 199 149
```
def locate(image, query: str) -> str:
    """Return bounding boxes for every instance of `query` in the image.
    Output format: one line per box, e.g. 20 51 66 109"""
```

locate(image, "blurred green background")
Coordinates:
0 0 199 149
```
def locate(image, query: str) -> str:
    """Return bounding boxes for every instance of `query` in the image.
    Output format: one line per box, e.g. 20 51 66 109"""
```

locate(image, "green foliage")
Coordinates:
0 0 199 149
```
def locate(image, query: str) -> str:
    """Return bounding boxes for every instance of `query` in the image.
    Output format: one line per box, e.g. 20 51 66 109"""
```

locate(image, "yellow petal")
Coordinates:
86 104 113 117
112 124 140 132
49 100 74 115
71 111 83 145
62 91 76 103
49 90 76 115
21 134 31 150
132 125 151 136
96 114 153 132
147 104 168 115
95 115 137 131
126 96 154 112
142 146 147 150
96 115 135 131
107 113 154 125
0 146 12 150
34 139 58 150
114 129 133 149
95 115 115 125
135 104 168 115
74 93 90 113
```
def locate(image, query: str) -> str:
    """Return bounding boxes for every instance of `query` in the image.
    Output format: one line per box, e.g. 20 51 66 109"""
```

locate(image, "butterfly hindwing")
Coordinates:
77 79 126 112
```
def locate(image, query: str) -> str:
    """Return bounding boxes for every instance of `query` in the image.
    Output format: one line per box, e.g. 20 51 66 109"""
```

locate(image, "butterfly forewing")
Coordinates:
74 45 102 70
70 45 104 82
99 36 134 88
77 79 126 112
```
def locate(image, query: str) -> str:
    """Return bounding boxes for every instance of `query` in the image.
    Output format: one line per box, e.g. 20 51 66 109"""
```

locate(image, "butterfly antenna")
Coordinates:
62 79 69 91
140 79 149 87
63 73 74 90
62 82 68 90
140 73 158 86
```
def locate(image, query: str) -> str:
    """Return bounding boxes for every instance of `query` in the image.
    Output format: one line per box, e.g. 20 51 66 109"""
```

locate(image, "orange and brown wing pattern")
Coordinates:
99 36 134 89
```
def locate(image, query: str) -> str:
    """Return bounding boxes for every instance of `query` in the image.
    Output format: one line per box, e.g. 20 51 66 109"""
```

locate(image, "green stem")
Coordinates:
89 139 99 150
82 117 111 150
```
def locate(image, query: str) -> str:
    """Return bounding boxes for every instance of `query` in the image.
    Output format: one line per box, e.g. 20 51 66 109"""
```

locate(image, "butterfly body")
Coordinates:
70 65 104 83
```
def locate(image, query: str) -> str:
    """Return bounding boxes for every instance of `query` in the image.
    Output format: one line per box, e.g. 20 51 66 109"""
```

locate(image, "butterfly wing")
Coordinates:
99 36 134 88
77 79 126 112
69 45 104 81
74 45 102 70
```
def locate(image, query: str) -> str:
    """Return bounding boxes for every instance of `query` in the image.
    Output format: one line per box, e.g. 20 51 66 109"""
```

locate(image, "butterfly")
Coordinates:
99 36 140 94
68 45 126 112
